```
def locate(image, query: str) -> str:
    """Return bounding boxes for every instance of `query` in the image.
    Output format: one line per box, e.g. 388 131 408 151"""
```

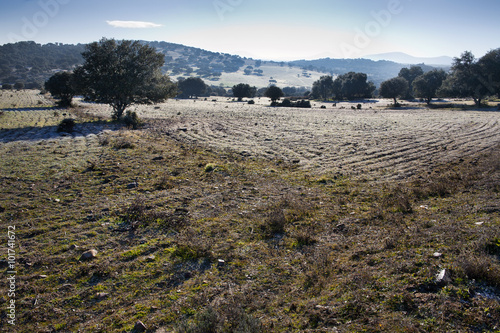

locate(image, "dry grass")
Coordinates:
0 91 499 332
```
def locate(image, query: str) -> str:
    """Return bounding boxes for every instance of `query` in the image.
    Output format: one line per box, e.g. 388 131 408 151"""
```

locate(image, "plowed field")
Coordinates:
3 97 499 180
125 99 500 180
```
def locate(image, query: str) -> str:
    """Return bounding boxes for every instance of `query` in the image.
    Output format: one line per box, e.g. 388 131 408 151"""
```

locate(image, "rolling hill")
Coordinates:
364 52 453 66
0 41 444 89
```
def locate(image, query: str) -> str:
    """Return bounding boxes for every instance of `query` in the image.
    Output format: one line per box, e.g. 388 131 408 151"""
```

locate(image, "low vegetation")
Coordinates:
0 91 499 332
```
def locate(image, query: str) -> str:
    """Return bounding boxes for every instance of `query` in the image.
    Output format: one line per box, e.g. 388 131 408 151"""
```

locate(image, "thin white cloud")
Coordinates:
106 20 163 28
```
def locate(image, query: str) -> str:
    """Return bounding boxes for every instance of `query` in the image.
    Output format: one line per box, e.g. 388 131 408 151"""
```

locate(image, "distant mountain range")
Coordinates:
363 52 453 66
288 58 438 86
0 41 450 89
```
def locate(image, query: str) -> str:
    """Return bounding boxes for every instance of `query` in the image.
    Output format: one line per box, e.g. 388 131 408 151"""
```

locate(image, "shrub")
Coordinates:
272 99 311 108
204 163 216 173
296 100 311 108
382 186 413 214
281 98 292 107
176 305 261 333
357 104 362 109
485 237 500 256
459 254 500 288
248 100 255 105
57 118 75 133
112 135 135 149
97 134 110 146
260 203 287 238
122 110 141 129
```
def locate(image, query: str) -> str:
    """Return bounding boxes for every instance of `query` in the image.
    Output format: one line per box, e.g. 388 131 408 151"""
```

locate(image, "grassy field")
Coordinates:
215 61 324 88
1 91 499 332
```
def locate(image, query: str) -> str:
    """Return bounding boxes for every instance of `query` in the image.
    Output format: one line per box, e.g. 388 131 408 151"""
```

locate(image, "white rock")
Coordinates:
80 249 98 261
436 269 452 284
133 321 147 332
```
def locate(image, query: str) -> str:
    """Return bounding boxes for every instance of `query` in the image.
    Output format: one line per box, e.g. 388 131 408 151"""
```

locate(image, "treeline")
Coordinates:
379 50 500 106
175 78 309 100
150 41 245 80
0 41 85 88
290 58 437 86
307 49 500 107
0 41 246 88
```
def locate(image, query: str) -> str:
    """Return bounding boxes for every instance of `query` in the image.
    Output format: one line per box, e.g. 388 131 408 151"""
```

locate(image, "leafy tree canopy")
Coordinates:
311 76 334 101
412 69 447 104
398 66 424 98
265 85 284 103
75 38 177 118
45 71 78 107
379 77 409 105
477 48 500 96
437 51 493 106
232 83 257 101
334 72 375 100
177 77 207 99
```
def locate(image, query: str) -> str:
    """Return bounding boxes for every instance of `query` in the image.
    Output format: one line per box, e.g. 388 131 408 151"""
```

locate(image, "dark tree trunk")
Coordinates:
112 103 128 119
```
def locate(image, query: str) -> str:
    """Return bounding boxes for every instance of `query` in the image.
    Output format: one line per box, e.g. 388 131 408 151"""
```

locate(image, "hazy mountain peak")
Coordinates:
363 52 453 66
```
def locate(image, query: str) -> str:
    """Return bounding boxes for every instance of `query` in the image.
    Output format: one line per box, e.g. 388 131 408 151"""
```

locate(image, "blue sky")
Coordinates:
1 0 499 60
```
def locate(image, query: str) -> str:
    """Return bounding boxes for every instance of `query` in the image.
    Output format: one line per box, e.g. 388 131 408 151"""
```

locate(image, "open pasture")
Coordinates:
116 98 500 180
1 92 499 332
0 89 53 109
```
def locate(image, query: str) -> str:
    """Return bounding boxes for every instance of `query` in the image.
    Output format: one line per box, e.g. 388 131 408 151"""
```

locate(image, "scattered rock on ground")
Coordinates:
433 252 443 258
436 268 452 285
80 249 98 261
96 292 109 300
127 182 138 189
133 321 147 333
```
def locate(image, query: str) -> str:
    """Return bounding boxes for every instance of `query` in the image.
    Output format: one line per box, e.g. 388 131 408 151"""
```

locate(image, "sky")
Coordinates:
0 0 499 61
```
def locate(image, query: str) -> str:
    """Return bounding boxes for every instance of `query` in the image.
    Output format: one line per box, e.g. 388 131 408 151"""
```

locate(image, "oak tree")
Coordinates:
75 38 177 119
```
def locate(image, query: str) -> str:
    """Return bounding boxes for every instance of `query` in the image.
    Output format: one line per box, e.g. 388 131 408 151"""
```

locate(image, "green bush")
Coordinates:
57 118 75 133
123 110 141 129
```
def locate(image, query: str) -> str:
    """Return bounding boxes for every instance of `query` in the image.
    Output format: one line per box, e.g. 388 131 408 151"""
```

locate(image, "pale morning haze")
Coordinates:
1 0 499 60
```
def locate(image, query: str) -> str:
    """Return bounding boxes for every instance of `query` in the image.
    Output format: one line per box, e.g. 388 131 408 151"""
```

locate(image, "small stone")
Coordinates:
96 292 109 300
217 259 225 267
133 320 147 333
334 223 346 233
436 268 452 285
69 244 79 250
152 156 164 161
80 249 98 261
146 255 156 262
127 182 138 189
38 275 48 279
433 252 443 258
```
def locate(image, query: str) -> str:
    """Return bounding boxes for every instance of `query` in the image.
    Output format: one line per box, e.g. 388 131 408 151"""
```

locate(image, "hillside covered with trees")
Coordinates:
290 58 439 86
0 40 446 90
0 41 246 88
